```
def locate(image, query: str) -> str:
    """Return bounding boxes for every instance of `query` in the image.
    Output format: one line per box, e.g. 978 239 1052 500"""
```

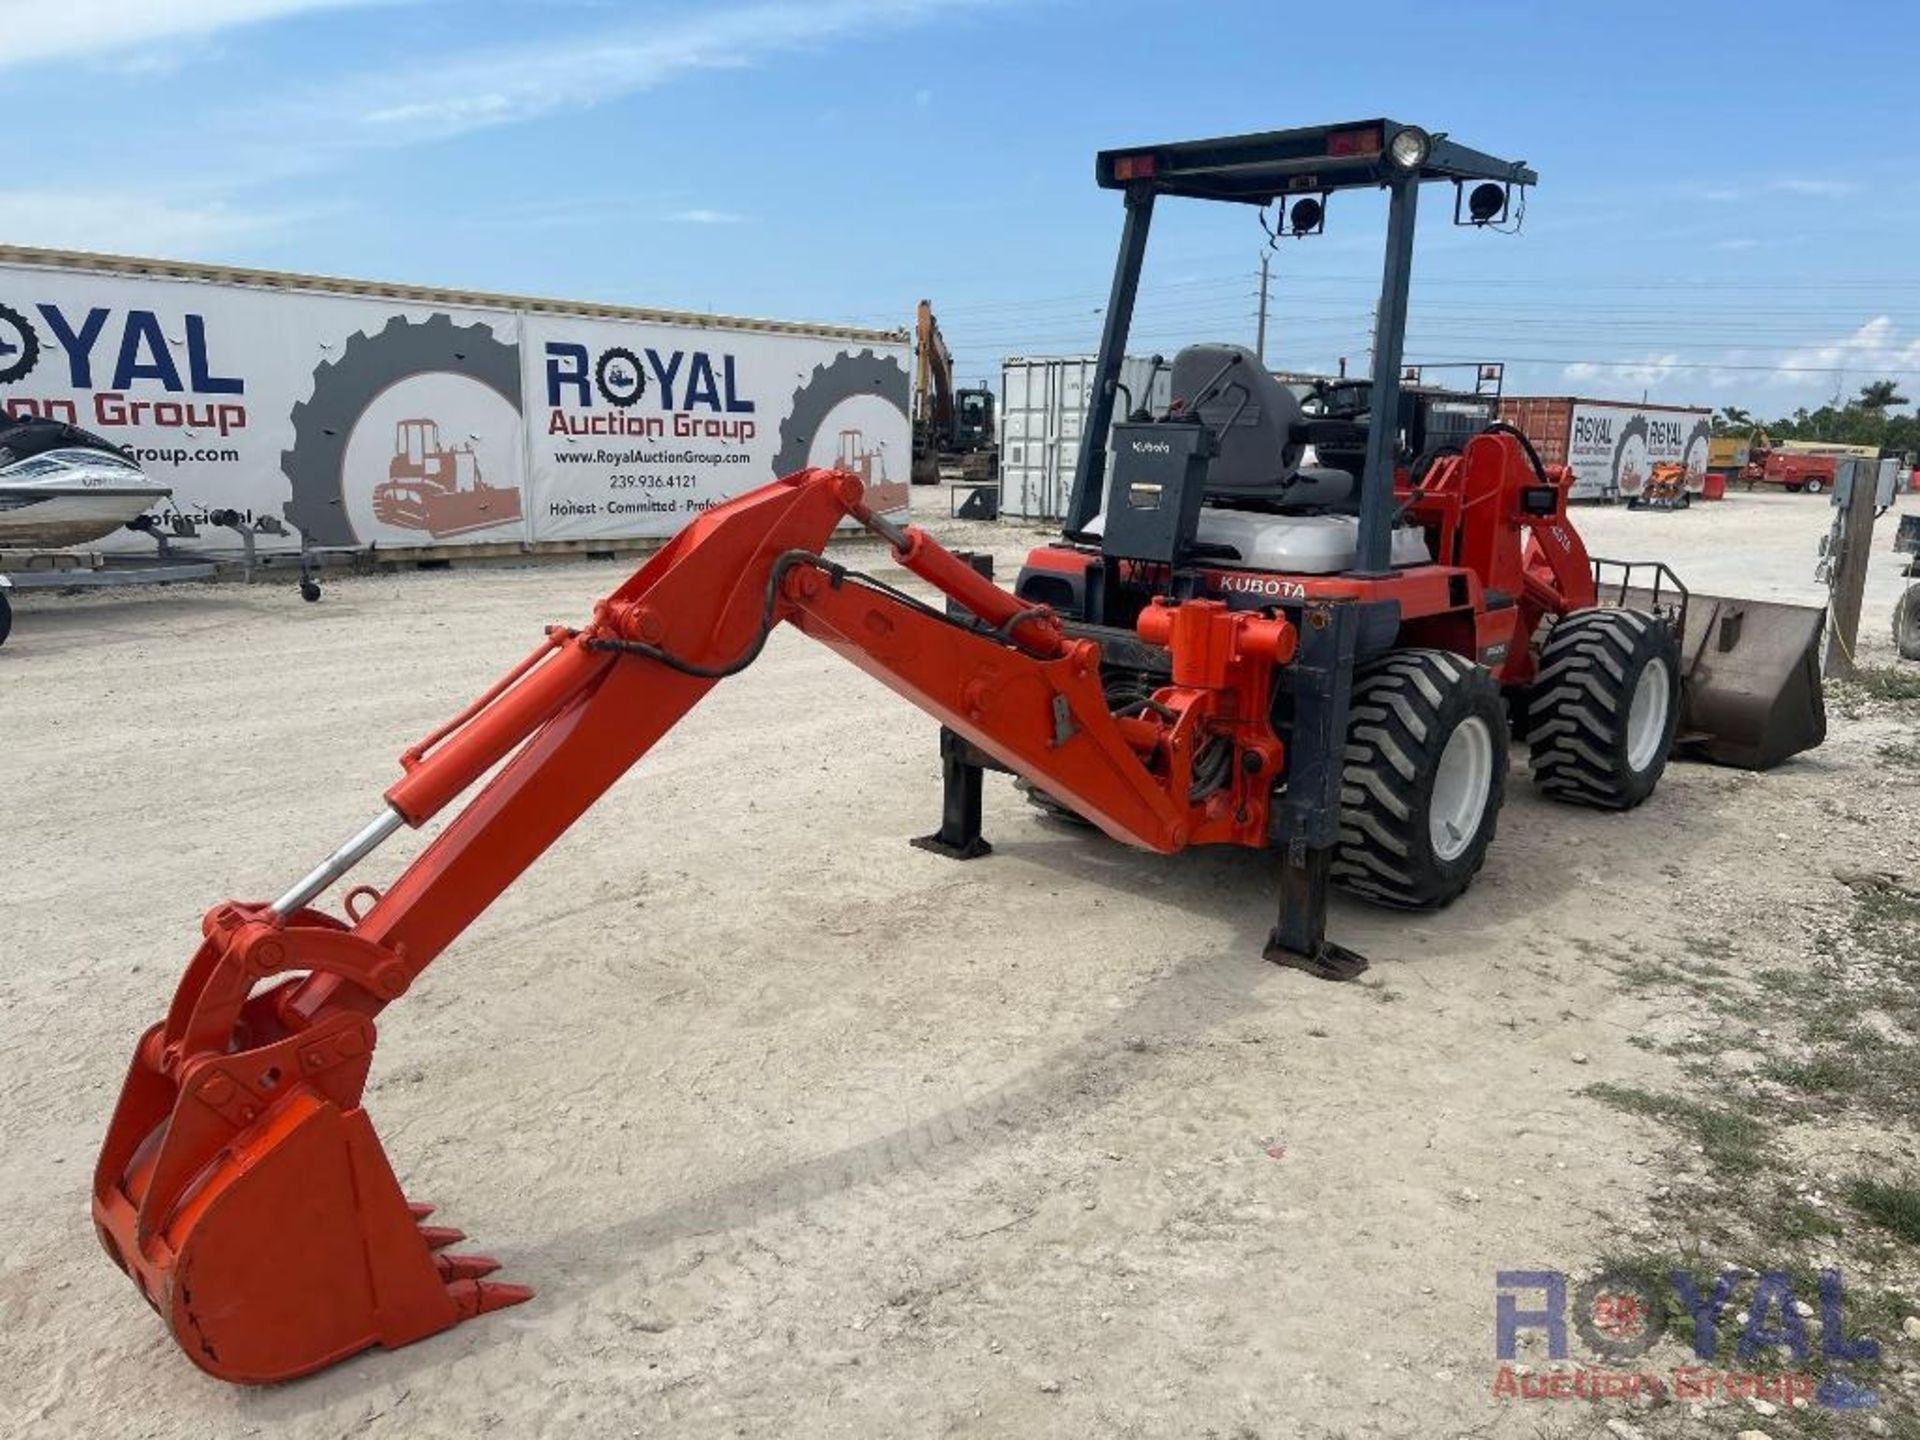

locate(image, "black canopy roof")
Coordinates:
1096 119 1536 203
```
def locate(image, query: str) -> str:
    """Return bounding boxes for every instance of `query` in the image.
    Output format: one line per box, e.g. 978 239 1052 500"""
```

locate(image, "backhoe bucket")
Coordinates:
92 905 530 1383
1674 592 1827 769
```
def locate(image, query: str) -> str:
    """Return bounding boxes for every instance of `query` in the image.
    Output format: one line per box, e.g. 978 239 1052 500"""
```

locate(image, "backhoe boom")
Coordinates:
94 467 1301 1383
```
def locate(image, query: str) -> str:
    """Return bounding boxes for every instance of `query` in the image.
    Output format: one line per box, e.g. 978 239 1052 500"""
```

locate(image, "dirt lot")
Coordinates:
4 487 1919 1438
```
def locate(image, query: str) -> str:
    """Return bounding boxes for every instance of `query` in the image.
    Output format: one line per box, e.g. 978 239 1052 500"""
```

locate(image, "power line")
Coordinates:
1406 353 1920 376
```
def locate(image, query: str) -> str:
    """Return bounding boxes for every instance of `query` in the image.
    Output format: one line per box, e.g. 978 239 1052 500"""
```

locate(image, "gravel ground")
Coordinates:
2 483 1915 1438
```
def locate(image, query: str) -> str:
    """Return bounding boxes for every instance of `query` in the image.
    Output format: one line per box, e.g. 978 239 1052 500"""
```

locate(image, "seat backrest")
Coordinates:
1168 344 1362 508
1169 345 1302 500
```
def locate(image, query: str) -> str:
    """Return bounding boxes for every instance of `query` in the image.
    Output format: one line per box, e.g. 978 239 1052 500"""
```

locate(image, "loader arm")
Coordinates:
95 467 1299 1384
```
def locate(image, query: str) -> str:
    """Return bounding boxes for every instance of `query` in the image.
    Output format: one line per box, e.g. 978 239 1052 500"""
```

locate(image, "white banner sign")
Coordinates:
522 314 909 540
0 259 908 553
1566 402 1713 501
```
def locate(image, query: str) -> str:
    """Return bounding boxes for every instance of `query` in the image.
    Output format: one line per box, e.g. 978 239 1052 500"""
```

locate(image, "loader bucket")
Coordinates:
92 906 530 1383
1591 562 1827 771
1673 592 1827 769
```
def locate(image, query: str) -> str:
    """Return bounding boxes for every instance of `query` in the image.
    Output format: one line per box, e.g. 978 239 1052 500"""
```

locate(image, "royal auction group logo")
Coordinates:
0 301 41 384
1494 1267 1881 1409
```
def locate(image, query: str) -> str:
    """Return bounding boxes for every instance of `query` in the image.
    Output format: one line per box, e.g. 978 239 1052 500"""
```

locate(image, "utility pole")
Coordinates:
1255 252 1271 366
1824 457 1881 680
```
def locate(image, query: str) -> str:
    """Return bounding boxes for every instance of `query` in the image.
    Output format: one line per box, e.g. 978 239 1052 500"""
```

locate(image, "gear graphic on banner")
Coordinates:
773 348 911 514
282 313 522 547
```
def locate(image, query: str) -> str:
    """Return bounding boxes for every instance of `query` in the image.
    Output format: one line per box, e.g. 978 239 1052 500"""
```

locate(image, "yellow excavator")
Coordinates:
911 298 997 485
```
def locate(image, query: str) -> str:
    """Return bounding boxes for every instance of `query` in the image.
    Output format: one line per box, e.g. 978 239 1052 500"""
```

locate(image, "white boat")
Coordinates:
0 420 171 550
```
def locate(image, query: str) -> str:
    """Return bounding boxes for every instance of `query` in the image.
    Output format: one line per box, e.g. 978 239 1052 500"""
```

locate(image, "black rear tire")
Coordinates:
0 588 11 648
1332 649 1507 910
1527 609 1680 810
1894 586 1920 661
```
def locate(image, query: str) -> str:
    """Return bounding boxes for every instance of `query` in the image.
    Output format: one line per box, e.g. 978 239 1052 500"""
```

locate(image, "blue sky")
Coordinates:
7 0 1918 416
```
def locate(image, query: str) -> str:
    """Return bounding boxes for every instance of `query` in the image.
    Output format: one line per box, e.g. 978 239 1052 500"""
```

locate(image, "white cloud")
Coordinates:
0 0 1000 269
667 208 747 225
1562 354 1681 386
0 0 388 69
1769 177 1859 197
1555 320 1920 410
337 0 1004 145
0 189 318 256
1700 186 1743 202
1768 316 1920 387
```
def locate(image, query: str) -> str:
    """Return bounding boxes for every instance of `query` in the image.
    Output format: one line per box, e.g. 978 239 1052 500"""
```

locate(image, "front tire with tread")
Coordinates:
1528 608 1680 809
1332 649 1507 910
1893 585 1920 661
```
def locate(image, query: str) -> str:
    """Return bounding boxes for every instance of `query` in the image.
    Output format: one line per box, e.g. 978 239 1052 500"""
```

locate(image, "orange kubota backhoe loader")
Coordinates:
94 120 1830 1385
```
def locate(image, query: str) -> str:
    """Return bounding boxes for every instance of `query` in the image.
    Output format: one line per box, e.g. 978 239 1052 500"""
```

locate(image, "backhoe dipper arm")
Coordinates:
94 467 1296 1385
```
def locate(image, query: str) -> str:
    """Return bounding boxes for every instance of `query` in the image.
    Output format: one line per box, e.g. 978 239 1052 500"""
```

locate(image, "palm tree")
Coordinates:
1855 379 1909 413
1714 405 1755 434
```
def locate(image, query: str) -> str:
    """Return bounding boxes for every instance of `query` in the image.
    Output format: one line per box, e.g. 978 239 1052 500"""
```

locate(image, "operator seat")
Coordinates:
1169 344 1360 511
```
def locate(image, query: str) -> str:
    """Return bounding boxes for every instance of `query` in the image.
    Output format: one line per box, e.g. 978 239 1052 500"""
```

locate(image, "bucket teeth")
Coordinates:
402 1200 530 1325
96 1017 538 1381
450 1278 536 1321
434 1252 502 1282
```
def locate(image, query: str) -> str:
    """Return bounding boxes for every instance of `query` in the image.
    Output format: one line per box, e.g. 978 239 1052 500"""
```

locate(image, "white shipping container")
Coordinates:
0 245 910 555
999 355 1172 522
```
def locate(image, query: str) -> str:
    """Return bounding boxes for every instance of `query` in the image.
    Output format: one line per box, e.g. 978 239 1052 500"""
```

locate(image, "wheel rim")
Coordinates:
1430 716 1495 862
1626 658 1671 773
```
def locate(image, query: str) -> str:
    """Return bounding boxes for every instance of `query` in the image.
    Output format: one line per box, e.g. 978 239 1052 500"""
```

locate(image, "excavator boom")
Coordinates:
94 467 1301 1383
914 298 956 432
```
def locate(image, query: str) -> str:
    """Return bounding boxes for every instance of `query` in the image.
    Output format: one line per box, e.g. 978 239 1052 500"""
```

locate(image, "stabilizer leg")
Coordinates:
912 727 993 860
1263 599 1367 981
1264 841 1367 981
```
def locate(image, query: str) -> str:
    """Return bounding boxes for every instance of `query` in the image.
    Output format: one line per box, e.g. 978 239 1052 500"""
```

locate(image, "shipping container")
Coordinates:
1497 395 1713 502
0 245 911 557
999 355 1172 521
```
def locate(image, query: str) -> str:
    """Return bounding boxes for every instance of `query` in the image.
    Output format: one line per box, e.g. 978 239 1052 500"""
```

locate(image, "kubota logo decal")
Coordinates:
1214 574 1308 599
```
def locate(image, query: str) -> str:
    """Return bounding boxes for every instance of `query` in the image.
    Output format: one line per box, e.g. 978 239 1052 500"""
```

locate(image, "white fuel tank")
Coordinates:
1085 507 1431 574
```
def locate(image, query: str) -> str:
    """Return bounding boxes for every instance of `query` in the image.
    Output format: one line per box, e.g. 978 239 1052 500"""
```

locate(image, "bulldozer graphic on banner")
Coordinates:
832 426 906 513
371 417 523 539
